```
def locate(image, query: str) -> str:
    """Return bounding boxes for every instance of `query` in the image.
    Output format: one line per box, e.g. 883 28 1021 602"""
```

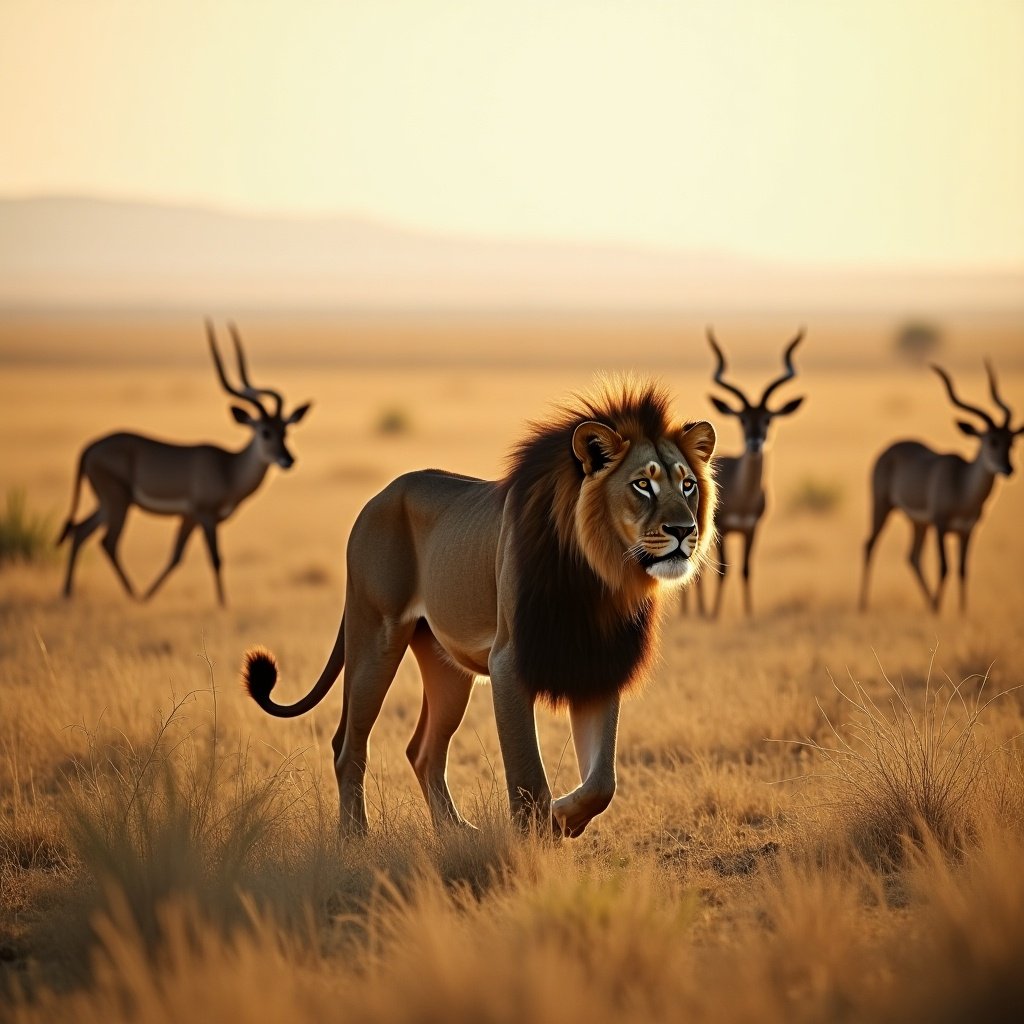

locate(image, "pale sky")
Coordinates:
1 0 1022 270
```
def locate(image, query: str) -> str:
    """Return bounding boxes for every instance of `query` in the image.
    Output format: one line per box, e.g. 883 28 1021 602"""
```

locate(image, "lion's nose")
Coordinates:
663 523 695 542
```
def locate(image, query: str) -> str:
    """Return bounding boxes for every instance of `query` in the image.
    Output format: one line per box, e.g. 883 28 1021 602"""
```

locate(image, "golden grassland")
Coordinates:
1 315 1023 1021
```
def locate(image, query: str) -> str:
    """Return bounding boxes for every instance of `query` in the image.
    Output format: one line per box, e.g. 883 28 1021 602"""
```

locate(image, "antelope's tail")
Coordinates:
56 451 86 546
243 613 346 718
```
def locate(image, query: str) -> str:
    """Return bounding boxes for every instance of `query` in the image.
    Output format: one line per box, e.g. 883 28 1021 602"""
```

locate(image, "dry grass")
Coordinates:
2 314 1024 1020
5 703 1024 1023
790 651 1020 868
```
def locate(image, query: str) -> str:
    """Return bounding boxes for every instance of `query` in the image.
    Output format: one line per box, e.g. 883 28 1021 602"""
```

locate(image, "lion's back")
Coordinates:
346 469 506 615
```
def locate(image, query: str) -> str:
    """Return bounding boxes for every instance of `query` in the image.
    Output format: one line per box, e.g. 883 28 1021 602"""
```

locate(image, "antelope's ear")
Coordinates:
286 402 312 425
231 405 256 425
681 420 716 463
956 419 981 437
709 395 739 416
775 396 805 416
572 421 627 475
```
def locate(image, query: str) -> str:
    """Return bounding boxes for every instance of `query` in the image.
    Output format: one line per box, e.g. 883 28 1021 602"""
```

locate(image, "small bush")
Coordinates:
894 320 943 363
0 488 55 566
788 476 842 515
288 563 333 588
375 407 412 436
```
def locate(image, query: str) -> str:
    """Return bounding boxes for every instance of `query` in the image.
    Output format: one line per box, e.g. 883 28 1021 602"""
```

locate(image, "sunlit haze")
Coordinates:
2 0 1023 271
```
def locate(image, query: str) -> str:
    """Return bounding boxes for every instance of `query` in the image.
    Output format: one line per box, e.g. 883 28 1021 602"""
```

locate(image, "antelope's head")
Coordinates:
207 320 312 469
706 328 806 454
933 361 1023 477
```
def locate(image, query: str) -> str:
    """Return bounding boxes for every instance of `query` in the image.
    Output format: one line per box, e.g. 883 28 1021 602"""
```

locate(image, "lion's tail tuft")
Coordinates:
242 646 279 706
241 614 346 719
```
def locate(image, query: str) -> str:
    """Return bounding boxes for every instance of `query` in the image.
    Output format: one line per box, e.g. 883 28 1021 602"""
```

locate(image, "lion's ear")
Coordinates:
572 421 627 475
680 420 716 463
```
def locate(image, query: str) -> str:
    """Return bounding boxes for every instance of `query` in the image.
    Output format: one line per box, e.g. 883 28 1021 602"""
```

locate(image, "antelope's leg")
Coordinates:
741 528 757 617
62 509 102 598
907 521 932 608
144 517 197 601
89 471 135 598
957 530 973 613
860 493 893 611
932 526 950 612
198 517 225 606
711 532 729 619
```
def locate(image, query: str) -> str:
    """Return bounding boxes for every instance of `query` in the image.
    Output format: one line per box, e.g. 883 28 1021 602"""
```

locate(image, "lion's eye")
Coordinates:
682 478 696 496
632 480 652 498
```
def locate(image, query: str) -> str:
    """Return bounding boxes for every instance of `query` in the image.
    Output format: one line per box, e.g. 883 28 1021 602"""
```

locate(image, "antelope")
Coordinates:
860 361 1021 613
57 321 311 605
690 328 805 617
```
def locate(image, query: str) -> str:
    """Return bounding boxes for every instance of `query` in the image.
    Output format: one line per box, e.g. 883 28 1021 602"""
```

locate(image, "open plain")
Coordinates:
2 312 1023 1022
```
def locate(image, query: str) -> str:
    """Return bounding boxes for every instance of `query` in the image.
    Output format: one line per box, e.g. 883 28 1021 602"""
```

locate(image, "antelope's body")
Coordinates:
57 322 311 605
689 329 806 618
860 363 1021 612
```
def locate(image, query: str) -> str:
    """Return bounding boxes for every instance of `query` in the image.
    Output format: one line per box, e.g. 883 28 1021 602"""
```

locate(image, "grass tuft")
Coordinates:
796 651 1012 868
54 669 326 975
0 488 55 566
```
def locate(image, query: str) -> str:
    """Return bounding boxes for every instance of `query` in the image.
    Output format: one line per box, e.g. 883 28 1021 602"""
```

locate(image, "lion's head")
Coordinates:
570 412 716 589
507 376 717 595
503 376 717 705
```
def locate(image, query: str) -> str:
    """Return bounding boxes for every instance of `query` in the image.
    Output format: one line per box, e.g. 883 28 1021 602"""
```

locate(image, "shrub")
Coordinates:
375 407 411 436
894 320 942 363
788 476 842 515
0 488 55 566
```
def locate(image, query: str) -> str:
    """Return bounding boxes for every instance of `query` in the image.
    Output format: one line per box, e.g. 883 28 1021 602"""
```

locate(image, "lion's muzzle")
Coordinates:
637 523 699 582
662 523 695 545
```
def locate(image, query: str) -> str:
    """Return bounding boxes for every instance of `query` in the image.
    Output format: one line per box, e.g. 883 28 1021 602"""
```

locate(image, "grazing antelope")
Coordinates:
689 328 806 617
57 321 311 605
860 361 1021 613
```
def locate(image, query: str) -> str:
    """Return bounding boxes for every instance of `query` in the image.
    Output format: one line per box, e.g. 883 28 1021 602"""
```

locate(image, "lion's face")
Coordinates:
571 419 717 591
612 437 705 582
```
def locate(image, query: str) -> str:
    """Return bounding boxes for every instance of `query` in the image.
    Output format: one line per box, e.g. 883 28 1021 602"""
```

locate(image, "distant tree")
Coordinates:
894 320 943 363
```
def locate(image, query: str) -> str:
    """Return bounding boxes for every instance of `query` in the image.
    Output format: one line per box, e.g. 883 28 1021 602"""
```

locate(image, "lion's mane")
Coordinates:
502 377 716 707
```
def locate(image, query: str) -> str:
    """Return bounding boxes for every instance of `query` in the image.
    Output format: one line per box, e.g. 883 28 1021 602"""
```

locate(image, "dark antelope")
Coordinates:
860 361 1021 612
57 321 311 605
689 328 805 617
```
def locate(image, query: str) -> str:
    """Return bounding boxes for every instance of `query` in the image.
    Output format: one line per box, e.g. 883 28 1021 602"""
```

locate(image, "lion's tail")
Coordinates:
243 613 346 718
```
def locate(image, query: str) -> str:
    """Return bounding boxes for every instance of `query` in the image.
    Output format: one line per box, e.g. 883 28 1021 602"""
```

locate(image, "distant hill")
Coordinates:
1 196 1021 312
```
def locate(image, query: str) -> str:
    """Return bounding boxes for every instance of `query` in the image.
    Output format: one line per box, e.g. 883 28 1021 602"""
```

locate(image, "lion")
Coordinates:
243 378 716 837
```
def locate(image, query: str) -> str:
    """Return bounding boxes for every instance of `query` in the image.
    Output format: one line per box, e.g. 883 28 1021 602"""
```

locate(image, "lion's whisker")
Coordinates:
622 541 647 565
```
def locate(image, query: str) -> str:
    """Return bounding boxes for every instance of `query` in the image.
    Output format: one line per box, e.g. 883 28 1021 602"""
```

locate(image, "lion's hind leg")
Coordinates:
335 611 416 837
408 622 475 829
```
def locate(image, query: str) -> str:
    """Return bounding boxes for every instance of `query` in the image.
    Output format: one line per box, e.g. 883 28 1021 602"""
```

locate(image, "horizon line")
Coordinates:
5 190 1024 279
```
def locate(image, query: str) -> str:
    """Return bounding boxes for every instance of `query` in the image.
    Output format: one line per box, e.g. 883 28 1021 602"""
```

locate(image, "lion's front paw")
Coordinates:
553 784 614 838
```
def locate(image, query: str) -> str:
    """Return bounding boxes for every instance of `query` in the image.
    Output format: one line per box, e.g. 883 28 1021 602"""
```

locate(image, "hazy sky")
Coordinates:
2 1 1022 269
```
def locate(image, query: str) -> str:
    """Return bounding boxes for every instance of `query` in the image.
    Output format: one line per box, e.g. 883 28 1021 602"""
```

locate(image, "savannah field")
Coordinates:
1 311 1024 1022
